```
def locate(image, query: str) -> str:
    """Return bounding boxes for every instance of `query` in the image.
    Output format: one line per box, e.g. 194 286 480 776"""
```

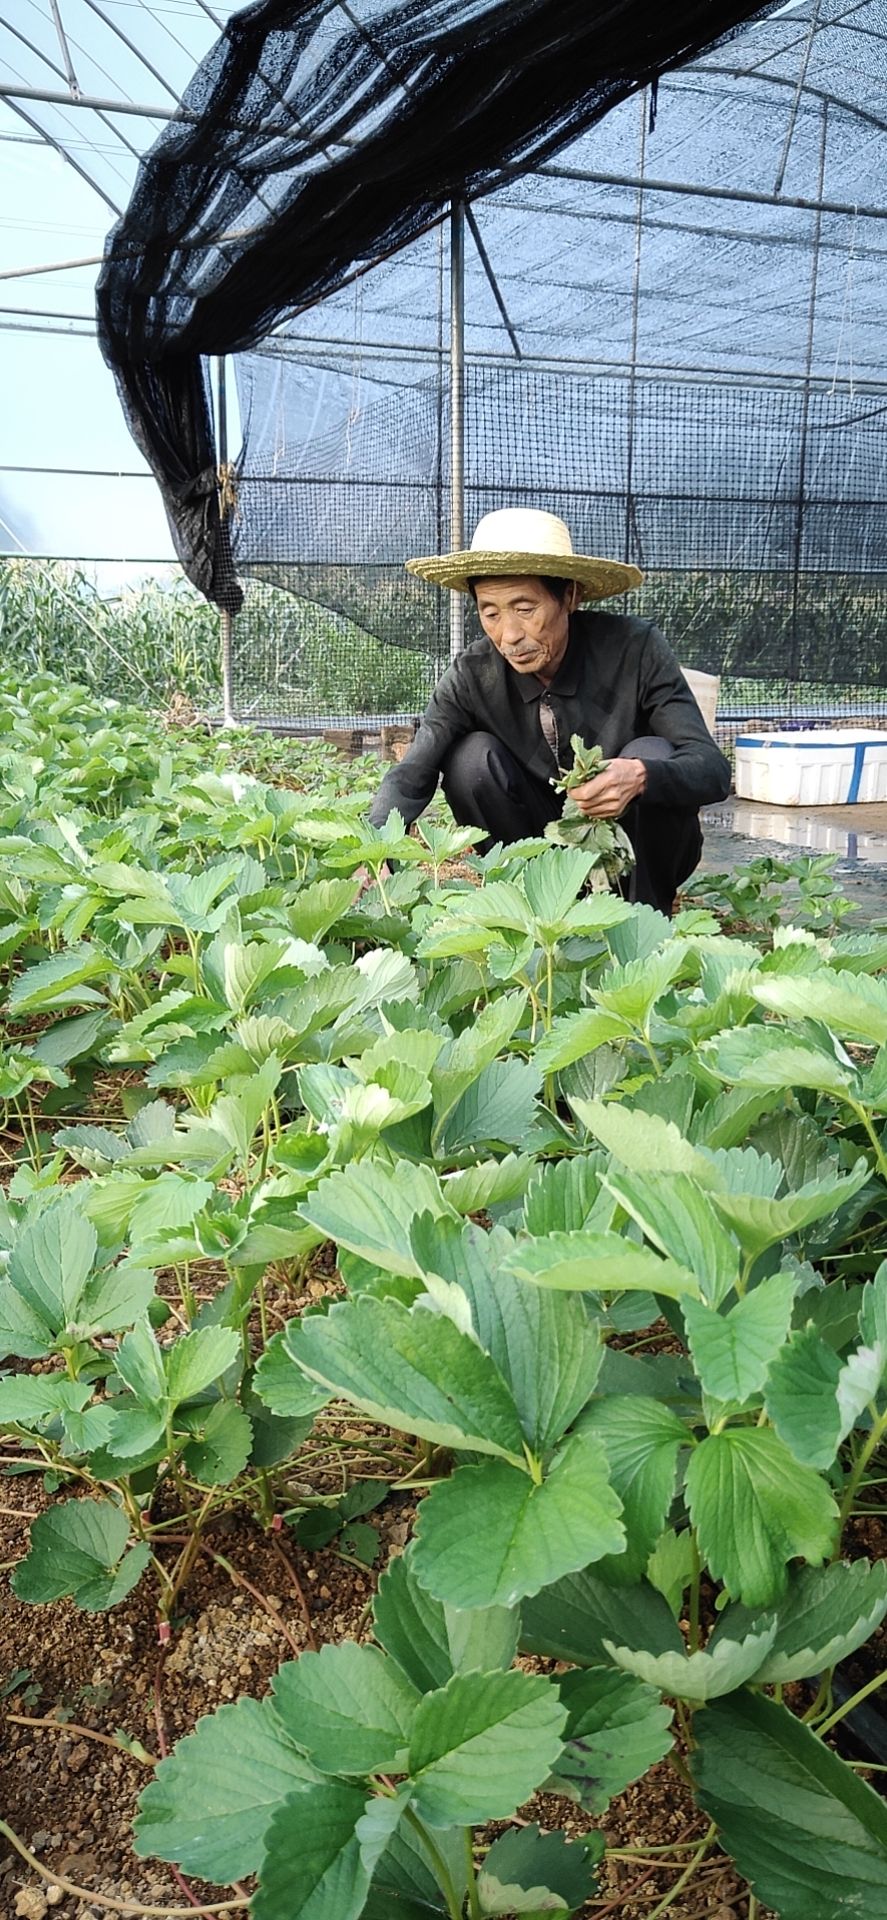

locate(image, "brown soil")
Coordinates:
1 1452 783 1920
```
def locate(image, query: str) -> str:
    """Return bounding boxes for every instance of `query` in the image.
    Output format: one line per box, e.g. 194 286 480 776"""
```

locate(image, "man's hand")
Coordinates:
570 758 647 820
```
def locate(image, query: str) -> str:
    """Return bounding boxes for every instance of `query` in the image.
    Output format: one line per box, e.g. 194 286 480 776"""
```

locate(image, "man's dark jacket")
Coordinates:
369 610 731 826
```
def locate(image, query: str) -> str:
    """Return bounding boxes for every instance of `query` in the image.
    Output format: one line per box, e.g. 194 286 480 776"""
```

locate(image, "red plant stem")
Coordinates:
268 1534 318 1652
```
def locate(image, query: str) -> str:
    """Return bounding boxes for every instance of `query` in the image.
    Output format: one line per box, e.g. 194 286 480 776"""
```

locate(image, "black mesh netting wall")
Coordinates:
94 0 887 733
226 354 887 730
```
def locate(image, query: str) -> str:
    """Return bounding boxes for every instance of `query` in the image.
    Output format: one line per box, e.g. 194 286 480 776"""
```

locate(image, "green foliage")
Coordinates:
2 669 887 1917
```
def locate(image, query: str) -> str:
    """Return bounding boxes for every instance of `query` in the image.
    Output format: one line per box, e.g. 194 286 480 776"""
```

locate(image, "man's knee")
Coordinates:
442 731 515 808
618 735 675 764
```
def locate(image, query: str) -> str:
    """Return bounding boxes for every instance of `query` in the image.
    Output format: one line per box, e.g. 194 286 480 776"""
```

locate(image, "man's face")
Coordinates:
473 576 572 682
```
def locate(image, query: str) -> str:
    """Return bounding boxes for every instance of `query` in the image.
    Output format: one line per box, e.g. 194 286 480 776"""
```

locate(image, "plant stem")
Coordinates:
815 1666 887 1737
644 1823 717 1919
464 1827 482 1920
0 1821 247 1915
5 1712 154 1766
687 1529 701 1656
848 1099 887 1183
402 1807 464 1920
837 1407 887 1536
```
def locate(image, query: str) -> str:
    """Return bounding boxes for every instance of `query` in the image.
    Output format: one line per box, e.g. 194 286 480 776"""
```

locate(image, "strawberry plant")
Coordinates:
3 673 887 1920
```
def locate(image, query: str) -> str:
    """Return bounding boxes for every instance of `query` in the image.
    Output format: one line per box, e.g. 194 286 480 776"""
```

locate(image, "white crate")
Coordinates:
680 666 720 738
734 730 887 807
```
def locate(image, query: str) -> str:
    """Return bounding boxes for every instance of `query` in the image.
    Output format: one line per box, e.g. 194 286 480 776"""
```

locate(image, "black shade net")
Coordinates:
98 0 887 734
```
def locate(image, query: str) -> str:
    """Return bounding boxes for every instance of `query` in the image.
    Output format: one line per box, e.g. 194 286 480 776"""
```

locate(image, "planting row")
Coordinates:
2 675 887 1919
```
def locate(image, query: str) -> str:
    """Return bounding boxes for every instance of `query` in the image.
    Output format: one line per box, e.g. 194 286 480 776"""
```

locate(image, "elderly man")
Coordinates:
368 509 731 914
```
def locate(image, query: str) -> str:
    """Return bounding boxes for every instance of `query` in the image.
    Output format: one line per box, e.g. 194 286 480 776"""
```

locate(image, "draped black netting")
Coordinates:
98 0 887 736
96 0 771 613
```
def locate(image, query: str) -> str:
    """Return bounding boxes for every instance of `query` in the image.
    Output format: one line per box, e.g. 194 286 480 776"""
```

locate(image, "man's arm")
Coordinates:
367 659 476 828
630 626 731 809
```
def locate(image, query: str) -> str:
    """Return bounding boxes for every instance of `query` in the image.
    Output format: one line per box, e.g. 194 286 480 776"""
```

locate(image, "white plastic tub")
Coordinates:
734 729 887 807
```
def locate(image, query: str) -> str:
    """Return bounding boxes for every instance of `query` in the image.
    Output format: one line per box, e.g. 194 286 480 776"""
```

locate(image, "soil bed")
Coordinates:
2 1463 785 1920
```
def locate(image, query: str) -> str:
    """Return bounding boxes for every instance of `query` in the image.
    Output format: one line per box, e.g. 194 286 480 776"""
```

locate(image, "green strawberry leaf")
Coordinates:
12 1498 151 1611
271 1644 420 1775
552 1666 673 1811
407 1669 566 1828
691 1690 887 1920
134 1695 318 1879
412 1430 625 1610
685 1427 838 1606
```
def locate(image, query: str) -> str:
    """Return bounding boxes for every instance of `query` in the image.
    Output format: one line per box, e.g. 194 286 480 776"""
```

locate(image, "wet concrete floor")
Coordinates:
699 797 887 925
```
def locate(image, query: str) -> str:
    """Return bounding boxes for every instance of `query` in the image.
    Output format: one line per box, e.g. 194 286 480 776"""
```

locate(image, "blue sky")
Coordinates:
0 0 241 583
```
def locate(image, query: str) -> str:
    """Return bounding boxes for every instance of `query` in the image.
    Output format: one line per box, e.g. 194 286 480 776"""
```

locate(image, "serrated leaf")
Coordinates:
602 1169 739 1307
570 1098 713 1180
552 1666 673 1810
271 1643 420 1774
254 1783 370 1920
764 1325 843 1467
0 1373 93 1429
441 1056 542 1155
752 968 887 1048
521 1569 684 1667
412 1430 625 1610
718 1560 887 1684
292 1294 526 1463
709 1160 869 1261
605 1620 777 1703
691 1690 887 1920
430 992 526 1130
686 1427 838 1606
164 1325 241 1408
577 1397 689 1583
521 1155 605 1236
593 946 687 1026
479 1826 601 1915
9 1192 97 1327
253 1326 332 1422
502 1230 700 1301
533 1009 630 1077
134 1695 318 1879
407 1669 566 1827
412 1214 600 1452
372 1552 454 1695
179 1399 252 1485
12 1498 150 1611
298 1159 452 1277
439 1154 535 1216
8 942 110 1015
682 1273 796 1405
709 1025 855 1099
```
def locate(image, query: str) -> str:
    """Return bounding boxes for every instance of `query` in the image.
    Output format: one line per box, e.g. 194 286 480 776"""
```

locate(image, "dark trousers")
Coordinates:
442 731 702 917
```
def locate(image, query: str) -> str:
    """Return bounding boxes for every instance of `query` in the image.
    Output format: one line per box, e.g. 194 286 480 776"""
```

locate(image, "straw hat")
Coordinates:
405 508 643 601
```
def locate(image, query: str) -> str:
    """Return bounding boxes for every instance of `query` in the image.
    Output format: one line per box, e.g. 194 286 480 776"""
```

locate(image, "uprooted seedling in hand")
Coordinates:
545 734 635 888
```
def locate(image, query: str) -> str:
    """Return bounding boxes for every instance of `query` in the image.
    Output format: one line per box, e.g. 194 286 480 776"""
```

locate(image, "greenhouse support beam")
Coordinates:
47 0 80 97
624 89 647 567
450 200 465 662
790 101 828 680
255 335 887 395
774 0 823 195
0 82 180 119
465 207 521 360
216 355 236 728
537 161 887 226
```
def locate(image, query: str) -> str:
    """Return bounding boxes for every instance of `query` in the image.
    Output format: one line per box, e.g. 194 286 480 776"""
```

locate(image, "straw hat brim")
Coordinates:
405 550 644 600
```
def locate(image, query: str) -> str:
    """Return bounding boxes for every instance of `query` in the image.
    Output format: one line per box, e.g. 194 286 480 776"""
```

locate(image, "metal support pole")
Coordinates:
623 89 647 566
216 355 235 727
450 200 466 661
788 101 829 692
